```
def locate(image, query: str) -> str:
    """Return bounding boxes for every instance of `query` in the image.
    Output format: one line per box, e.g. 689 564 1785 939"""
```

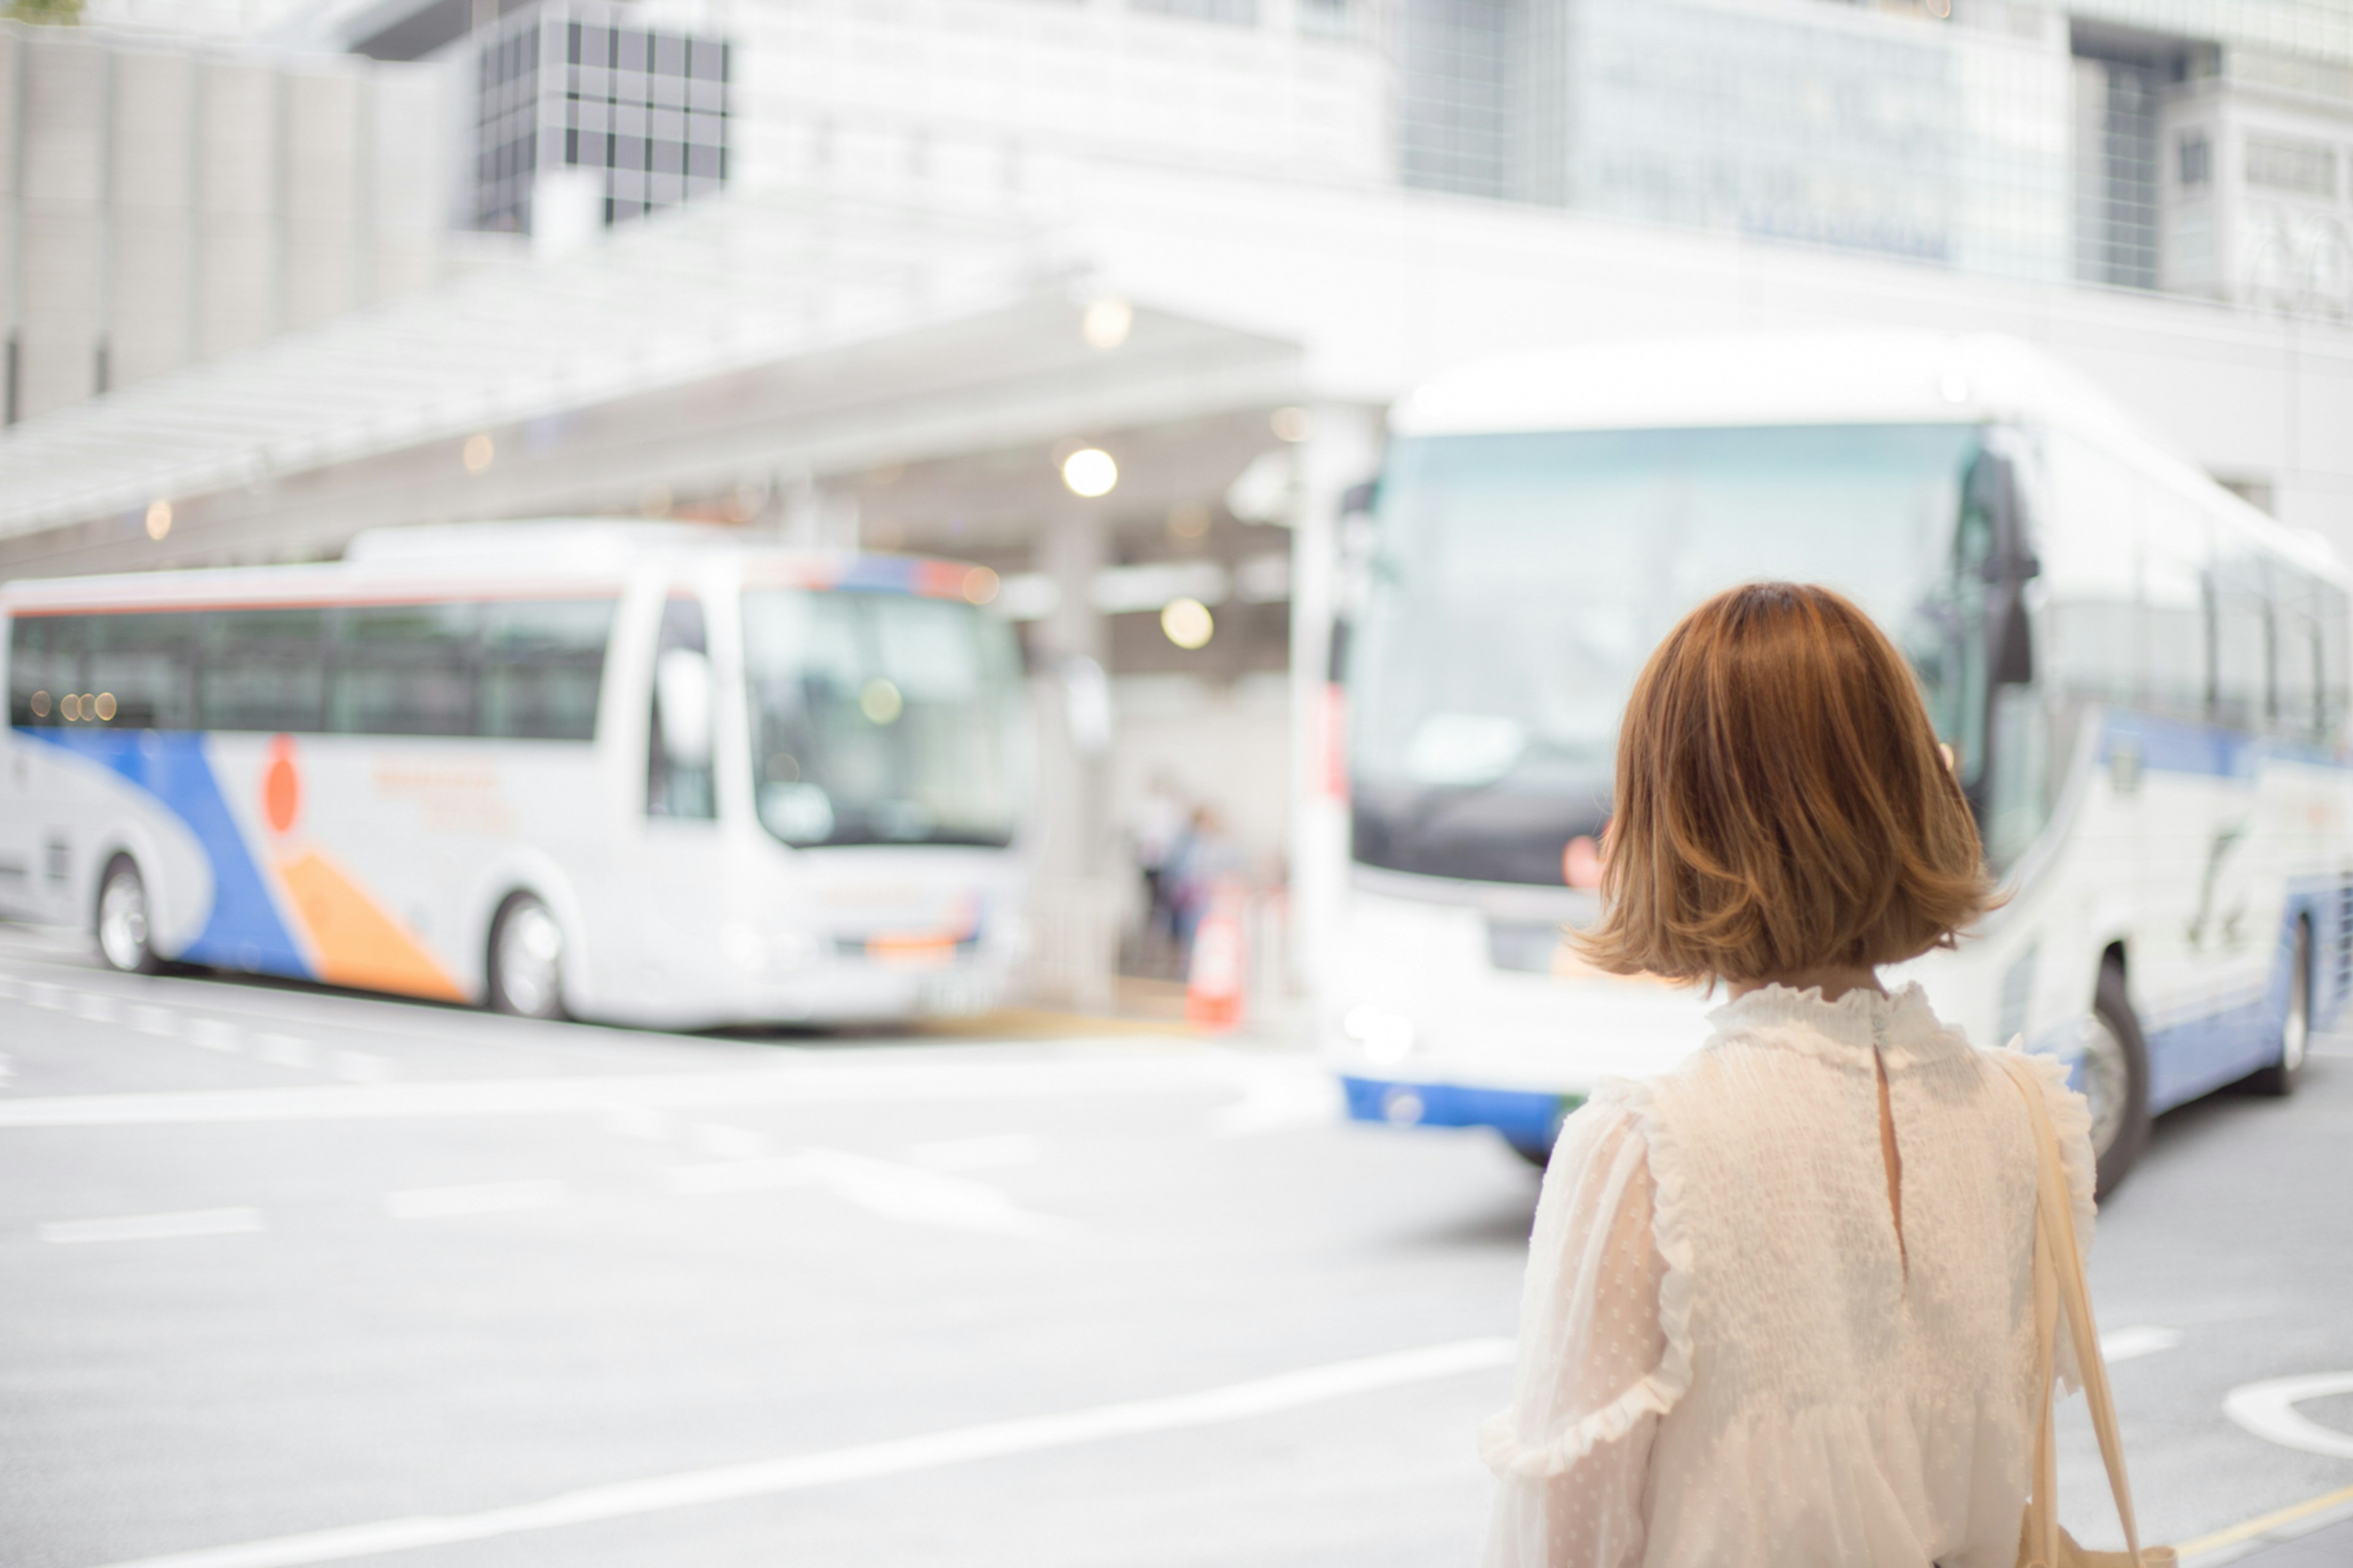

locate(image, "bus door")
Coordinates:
632 591 728 994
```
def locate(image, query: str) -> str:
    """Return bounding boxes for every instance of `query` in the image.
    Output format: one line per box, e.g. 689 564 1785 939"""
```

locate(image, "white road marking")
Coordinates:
332 1051 392 1085
2224 1371 2353 1460
255 1034 314 1069
2101 1325 2184 1364
0 1055 1238 1129
85 1336 1516 1568
665 1156 813 1195
909 1133 1043 1172
604 1105 670 1140
689 1123 765 1160
26 982 66 1010
131 1006 178 1037
39 1208 265 1244
1207 1061 1343 1138
798 1148 1077 1241
188 1020 242 1054
382 1180 568 1221
72 991 121 1023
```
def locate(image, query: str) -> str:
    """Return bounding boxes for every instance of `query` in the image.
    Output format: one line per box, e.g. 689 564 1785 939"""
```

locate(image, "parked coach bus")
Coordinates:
1325 333 2353 1194
0 523 1031 1029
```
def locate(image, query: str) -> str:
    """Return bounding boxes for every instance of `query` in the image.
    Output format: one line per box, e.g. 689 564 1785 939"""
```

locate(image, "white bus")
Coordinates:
0 522 1031 1030
1325 333 2353 1194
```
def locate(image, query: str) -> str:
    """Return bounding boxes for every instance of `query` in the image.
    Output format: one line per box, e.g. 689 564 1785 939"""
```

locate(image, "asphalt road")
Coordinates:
2 925 2350 1568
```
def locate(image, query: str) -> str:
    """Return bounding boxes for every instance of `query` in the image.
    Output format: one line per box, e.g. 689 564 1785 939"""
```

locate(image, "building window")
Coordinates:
471 2 730 236
2178 131 2208 187
2246 135 2336 199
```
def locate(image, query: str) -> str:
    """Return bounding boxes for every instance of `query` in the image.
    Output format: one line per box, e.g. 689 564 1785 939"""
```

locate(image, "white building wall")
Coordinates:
0 23 452 422
725 0 1395 196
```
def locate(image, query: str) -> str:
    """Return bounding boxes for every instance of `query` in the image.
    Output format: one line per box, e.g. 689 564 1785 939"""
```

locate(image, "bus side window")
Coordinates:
200 608 329 733
2273 572 2321 743
328 604 482 737
647 596 716 821
2210 550 2269 733
480 599 615 741
2318 583 2351 748
9 613 83 726
85 612 200 731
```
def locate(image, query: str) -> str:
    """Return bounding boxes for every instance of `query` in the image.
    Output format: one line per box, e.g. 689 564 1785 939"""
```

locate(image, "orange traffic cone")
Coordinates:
1185 879 1249 1034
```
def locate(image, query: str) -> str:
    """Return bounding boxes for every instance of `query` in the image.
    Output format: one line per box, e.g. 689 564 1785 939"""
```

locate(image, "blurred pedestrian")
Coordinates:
1165 805 1240 964
1131 773 1189 969
1480 584 2145 1566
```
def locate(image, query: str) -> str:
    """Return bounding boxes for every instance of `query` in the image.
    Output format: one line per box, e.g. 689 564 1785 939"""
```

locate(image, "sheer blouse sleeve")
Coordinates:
1479 1098 1681 1568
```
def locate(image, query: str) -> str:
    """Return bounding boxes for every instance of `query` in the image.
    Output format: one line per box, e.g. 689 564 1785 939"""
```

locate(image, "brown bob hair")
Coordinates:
1575 582 1993 984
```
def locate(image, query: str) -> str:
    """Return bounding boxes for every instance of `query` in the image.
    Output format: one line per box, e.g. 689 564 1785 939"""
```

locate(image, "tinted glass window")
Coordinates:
480 599 613 741
86 612 199 730
2211 552 2269 733
199 608 328 732
9 615 84 726
329 604 481 737
646 595 714 819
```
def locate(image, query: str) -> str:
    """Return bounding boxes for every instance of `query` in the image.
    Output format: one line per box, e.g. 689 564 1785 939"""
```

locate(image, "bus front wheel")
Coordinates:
488 894 567 1021
2246 917 2311 1099
96 856 161 975
2084 960 2151 1199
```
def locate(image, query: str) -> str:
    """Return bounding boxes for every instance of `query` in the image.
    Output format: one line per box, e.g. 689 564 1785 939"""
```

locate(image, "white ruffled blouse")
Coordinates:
1480 983 2097 1568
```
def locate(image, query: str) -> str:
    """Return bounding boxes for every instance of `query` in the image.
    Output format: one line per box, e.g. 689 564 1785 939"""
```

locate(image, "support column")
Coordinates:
1028 509 1114 1012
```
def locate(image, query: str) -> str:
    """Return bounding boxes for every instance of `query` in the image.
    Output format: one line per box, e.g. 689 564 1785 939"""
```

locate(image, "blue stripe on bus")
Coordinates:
2101 709 2351 779
20 728 309 976
1339 1075 1578 1155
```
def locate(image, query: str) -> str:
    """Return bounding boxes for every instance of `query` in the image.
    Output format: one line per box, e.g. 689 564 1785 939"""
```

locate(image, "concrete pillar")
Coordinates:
1028 508 1115 1010
1288 400 1383 997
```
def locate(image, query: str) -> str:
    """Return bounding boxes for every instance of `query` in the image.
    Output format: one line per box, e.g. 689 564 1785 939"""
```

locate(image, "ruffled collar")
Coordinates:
1704 980 1962 1071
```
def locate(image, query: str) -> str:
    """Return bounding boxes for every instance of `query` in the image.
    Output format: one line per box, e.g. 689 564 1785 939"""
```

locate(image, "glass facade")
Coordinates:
472 1 731 235
1397 0 2351 308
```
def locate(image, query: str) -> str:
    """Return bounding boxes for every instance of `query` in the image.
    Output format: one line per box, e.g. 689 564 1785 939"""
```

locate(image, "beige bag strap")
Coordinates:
1994 1049 2149 1567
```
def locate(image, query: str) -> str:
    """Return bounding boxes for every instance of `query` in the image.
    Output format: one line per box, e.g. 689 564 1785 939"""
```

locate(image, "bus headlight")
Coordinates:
1342 1004 1417 1065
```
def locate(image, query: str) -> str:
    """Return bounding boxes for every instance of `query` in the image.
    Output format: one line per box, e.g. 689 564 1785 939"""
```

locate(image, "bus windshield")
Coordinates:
1349 423 1991 885
741 588 1025 849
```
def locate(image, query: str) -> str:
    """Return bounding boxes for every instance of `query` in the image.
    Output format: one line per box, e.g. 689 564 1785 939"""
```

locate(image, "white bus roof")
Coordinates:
0 521 1001 612
1392 331 2344 585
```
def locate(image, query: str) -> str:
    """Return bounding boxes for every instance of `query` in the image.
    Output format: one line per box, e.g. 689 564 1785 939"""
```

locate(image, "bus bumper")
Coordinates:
1338 1075 1580 1158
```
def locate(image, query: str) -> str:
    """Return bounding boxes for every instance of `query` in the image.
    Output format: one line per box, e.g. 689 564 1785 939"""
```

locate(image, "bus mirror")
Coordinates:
656 648 714 765
1341 479 1378 519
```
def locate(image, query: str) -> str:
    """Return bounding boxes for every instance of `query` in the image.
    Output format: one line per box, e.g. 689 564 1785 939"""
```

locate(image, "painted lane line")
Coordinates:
87 1336 1516 1568
188 1020 242 1054
2224 1371 2353 1460
72 991 122 1023
909 1133 1043 1172
333 1051 393 1085
40 1207 264 1244
689 1123 765 1160
798 1148 1078 1241
665 1156 814 1195
2099 1325 2183 1364
0 1056 1241 1129
2178 1480 2353 1562
130 1006 178 1037
382 1180 568 1221
256 1034 314 1069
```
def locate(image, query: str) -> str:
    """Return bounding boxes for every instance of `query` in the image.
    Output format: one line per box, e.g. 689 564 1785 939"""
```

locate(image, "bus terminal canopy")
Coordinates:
0 183 1306 575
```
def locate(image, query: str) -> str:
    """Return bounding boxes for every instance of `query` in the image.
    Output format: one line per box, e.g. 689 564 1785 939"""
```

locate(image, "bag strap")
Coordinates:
1994 1048 2148 1567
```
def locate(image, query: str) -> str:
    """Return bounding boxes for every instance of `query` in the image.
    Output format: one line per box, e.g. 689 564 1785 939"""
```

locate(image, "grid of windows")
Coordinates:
473 2 730 236
1398 0 1515 200
2074 53 2164 289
